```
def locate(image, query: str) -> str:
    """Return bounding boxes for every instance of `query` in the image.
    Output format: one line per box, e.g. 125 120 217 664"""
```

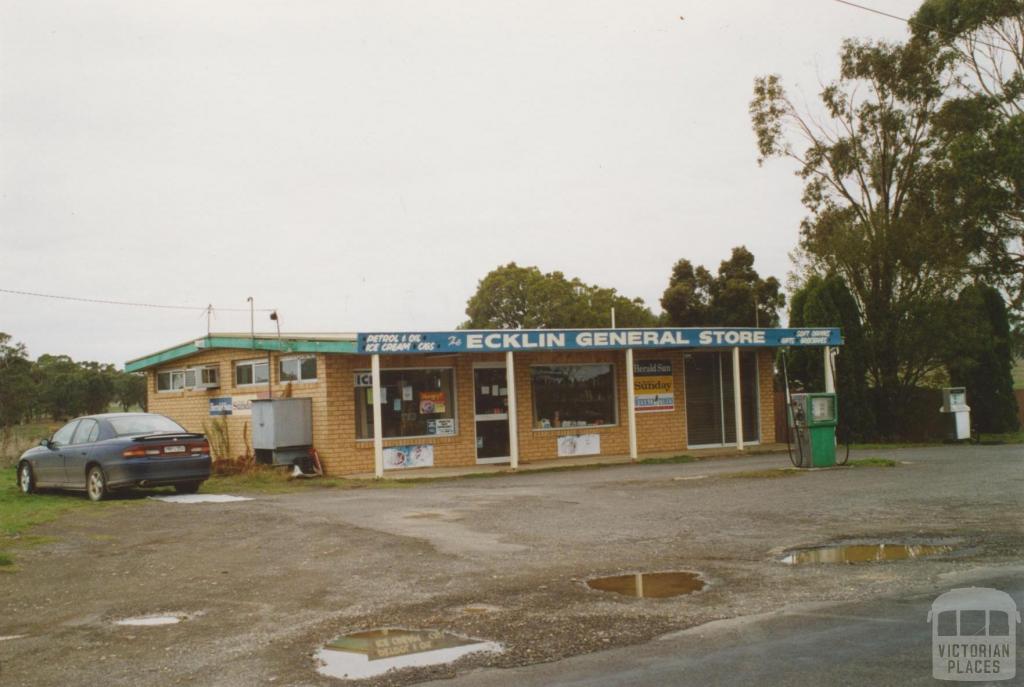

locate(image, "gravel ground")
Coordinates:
0 444 1021 686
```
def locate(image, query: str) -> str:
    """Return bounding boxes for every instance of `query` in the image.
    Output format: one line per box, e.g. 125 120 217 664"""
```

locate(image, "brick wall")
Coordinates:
145 346 781 476
758 349 777 444
145 348 329 468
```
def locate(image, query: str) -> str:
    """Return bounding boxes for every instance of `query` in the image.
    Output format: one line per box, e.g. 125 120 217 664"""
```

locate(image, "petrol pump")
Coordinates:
788 392 838 468
939 387 971 441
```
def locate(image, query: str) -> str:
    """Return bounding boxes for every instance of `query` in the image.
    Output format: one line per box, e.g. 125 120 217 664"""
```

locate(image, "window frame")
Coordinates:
234 358 270 387
156 369 186 392
157 365 220 391
279 355 318 383
71 419 100 445
200 365 220 386
529 362 619 432
50 420 80 447
354 365 458 441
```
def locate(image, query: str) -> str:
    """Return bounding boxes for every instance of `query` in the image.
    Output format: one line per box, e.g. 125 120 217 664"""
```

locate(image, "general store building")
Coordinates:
125 327 841 476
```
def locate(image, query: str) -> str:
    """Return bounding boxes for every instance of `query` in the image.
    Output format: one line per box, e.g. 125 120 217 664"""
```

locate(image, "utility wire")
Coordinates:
0 287 274 312
833 0 1018 55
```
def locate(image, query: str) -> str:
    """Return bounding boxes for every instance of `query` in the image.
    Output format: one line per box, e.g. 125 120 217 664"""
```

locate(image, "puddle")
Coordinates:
586 571 705 598
315 628 501 680
114 615 183 626
149 494 252 504
780 542 957 565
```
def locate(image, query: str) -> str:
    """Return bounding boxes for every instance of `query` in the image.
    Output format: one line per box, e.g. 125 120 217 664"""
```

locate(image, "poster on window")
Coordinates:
383 444 434 469
557 434 601 457
633 359 674 413
419 391 446 414
427 419 455 436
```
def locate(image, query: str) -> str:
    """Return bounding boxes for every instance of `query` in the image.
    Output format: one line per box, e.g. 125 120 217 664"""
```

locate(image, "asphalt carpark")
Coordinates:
0 444 1021 686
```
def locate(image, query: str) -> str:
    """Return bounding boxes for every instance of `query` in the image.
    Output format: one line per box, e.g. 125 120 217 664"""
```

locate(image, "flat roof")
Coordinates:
125 332 357 372
126 326 841 372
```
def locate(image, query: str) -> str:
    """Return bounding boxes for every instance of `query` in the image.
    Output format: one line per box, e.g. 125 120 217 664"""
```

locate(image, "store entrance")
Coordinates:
473 366 510 464
684 351 760 448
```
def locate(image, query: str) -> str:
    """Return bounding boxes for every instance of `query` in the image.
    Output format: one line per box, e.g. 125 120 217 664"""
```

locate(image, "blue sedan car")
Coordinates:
16 413 211 501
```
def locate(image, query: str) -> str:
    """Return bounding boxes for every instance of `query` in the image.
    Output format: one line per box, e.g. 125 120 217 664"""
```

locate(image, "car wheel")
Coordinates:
86 466 107 502
173 481 202 494
17 462 35 494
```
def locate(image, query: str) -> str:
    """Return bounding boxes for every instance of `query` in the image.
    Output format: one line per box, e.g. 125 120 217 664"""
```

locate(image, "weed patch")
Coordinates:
849 458 897 468
722 468 804 479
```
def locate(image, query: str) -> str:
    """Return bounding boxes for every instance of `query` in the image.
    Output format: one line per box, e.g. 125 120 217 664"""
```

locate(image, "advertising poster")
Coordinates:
209 397 233 416
382 444 434 469
557 434 601 457
418 391 446 414
231 394 258 417
427 419 455 436
633 359 674 413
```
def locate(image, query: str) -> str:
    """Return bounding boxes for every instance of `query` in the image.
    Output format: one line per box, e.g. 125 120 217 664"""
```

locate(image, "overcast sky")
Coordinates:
1 0 919 366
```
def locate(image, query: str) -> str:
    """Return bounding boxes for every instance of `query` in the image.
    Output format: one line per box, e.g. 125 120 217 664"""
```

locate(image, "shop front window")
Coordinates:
531 364 616 429
355 368 456 439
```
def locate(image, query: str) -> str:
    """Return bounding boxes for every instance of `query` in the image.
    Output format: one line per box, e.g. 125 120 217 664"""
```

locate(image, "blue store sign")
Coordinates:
357 328 841 354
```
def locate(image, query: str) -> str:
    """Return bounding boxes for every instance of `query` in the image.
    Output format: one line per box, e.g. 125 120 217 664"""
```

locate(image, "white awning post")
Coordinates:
823 346 835 393
371 353 384 479
732 346 744 451
506 350 519 470
625 348 638 460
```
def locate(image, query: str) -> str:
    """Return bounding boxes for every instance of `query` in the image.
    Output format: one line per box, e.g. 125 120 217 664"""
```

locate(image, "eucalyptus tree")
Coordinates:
751 39 967 435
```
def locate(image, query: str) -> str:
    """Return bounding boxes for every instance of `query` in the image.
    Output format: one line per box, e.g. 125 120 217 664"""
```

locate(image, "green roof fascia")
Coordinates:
203 336 357 355
125 341 202 373
124 336 357 373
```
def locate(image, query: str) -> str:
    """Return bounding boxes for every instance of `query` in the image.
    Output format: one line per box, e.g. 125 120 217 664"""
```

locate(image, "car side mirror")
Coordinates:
39 438 53 449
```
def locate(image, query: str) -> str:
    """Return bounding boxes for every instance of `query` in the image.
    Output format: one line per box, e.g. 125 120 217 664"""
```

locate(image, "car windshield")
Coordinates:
109 415 188 436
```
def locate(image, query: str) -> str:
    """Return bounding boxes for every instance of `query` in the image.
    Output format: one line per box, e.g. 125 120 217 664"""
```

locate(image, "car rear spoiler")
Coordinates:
130 432 206 442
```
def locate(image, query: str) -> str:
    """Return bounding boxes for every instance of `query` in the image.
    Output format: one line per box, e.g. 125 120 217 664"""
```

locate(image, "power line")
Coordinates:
833 0 1017 55
0 287 274 312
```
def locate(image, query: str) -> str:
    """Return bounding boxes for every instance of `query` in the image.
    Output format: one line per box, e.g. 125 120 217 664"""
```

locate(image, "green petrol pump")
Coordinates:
788 392 838 468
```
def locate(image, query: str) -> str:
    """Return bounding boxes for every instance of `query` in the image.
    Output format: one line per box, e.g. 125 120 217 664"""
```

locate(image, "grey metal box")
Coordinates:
251 398 313 449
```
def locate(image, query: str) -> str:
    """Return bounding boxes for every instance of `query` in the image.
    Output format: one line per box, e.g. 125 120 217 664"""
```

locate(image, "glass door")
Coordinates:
683 353 723 446
685 352 760 447
474 366 510 463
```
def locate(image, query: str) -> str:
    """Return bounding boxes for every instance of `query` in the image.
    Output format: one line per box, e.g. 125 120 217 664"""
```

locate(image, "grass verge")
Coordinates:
210 455 700 491
206 469 416 494
850 442 942 450
0 466 120 570
977 431 1024 444
848 457 897 468
721 468 804 479
638 455 698 465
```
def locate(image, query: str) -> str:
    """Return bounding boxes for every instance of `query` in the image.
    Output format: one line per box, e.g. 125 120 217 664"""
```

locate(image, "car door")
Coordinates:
65 419 101 487
37 420 78 485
